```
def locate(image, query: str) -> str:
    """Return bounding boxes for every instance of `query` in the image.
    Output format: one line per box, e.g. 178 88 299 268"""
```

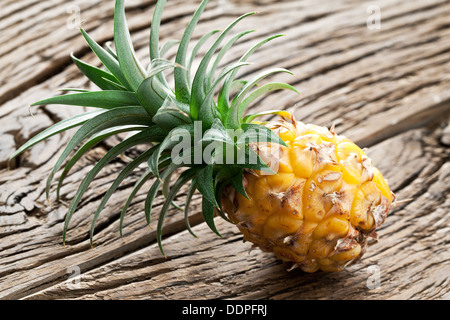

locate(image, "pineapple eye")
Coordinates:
314 216 349 242
263 215 303 243
350 181 382 230
277 124 297 142
290 146 317 178
336 142 365 185
265 172 296 193
302 170 343 222
293 133 322 148
373 168 394 202
329 243 362 263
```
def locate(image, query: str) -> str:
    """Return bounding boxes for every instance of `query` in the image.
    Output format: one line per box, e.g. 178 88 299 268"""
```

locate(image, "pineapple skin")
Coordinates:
222 118 394 272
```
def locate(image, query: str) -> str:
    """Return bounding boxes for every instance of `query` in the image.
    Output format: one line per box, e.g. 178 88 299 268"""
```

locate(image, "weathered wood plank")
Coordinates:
22 121 450 300
0 0 449 300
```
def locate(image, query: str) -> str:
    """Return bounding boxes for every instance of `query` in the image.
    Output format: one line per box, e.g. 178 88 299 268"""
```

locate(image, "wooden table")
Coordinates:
0 0 449 300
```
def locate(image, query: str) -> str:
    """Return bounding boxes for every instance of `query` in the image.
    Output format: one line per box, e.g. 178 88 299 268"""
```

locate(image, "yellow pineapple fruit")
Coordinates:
222 117 394 272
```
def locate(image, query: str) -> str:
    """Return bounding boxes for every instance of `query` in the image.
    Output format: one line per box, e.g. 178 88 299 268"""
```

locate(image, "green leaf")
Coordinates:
114 0 147 91
144 162 179 225
238 123 288 147
239 82 299 114
100 77 128 91
231 168 249 199
45 107 155 200
136 79 166 116
149 0 167 85
162 178 183 211
202 118 233 145
159 39 180 58
201 196 221 237
136 59 177 116
161 159 185 212
157 168 197 256
196 164 218 207
229 80 248 94
186 30 220 85
243 109 293 124
63 126 164 245
217 80 246 118
80 28 131 90
205 30 255 91
190 12 256 120
56 125 146 199
90 146 158 246
57 88 90 93
119 169 154 237
104 41 118 60
218 34 284 113
226 68 292 129
148 124 194 179
234 145 274 173
152 95 193 132
148 72 175 101
171 146 197 167
184 180 198 238
31 91 140 109
149 0 165 61
234 69 293 117
175 0 210 104
9 110 103 161
71 53 123 91
198 61 250 128
214 180 232 223
214 167 233 186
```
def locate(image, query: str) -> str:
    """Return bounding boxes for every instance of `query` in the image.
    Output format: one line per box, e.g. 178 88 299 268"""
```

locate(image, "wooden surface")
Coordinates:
0 0 449 300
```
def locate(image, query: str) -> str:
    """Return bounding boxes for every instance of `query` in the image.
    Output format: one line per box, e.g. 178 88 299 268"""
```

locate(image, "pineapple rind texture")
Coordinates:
223 119 394 272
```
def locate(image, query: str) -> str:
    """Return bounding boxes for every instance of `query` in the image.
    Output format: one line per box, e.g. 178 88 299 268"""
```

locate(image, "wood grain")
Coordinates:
0 0 449 300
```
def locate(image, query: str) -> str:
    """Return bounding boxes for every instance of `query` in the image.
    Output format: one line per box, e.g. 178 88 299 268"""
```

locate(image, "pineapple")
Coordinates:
9 0 394 272
222 118 394 272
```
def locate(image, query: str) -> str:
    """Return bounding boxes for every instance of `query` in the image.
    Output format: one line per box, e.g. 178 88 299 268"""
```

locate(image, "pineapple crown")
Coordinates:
10 0 299 255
